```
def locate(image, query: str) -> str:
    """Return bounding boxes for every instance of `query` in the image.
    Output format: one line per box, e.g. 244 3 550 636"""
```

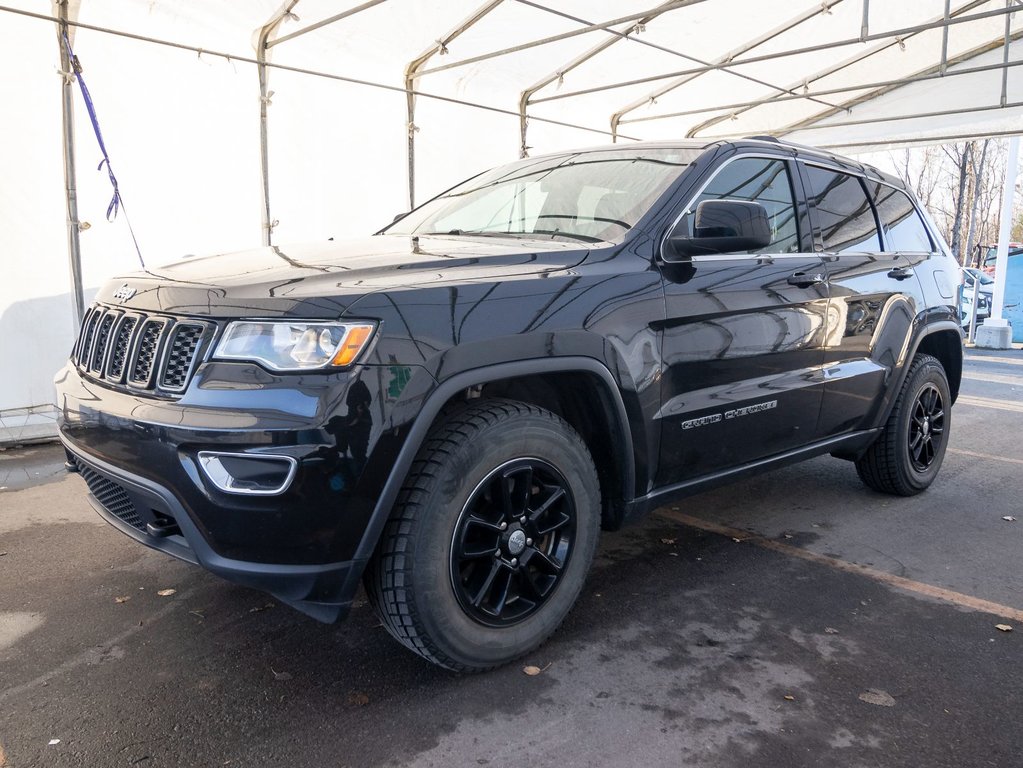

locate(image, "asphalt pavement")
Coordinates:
1 347 1021 768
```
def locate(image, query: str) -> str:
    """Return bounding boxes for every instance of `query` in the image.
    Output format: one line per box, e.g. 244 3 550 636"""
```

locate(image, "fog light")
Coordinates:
197 452 298 496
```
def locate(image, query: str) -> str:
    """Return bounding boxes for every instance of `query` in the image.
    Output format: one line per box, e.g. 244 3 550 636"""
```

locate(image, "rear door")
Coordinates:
799 164 920 437
656 154 829 486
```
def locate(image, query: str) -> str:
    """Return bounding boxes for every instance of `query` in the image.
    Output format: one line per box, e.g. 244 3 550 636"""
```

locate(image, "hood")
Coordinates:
94 234 595 318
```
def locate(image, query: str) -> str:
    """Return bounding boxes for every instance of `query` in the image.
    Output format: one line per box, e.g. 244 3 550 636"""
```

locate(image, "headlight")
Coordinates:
214 321 375 371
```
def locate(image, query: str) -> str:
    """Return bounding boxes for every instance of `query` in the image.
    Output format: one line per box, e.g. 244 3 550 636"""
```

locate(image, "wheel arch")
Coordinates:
873 320 963 432
353 357 637 565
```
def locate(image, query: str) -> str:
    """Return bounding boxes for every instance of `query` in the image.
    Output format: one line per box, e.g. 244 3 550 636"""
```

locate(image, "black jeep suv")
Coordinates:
56 137 963 671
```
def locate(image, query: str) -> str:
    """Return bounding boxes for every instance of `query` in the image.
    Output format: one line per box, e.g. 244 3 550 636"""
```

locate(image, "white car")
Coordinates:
960 267 993 327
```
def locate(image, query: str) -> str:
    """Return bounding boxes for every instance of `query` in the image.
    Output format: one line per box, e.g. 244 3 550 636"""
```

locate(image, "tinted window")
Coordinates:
682 157 799 254
804 166 881 253
870 184 933 252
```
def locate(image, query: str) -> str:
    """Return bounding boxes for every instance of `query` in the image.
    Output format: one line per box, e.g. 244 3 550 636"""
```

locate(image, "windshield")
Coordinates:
387 147 701 243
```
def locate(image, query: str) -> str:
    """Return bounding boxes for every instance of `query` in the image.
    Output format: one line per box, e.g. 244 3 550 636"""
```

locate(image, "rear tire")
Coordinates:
855 354 951 496
365 398 600 672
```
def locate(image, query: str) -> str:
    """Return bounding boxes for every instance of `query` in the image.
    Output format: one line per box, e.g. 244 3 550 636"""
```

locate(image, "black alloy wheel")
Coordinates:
855 353 952 496
907 383 945 472
450 458 576 626
364 398 601 672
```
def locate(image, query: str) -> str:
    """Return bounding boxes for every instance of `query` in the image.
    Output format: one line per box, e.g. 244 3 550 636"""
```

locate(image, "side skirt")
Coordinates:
621 429 881 523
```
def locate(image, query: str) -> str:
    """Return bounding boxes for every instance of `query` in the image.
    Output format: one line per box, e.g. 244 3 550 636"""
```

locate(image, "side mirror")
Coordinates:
664 199 772 260
392 212 409 223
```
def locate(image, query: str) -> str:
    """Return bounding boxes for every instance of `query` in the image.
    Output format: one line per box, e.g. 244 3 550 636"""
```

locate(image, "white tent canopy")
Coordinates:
2 0 1022 441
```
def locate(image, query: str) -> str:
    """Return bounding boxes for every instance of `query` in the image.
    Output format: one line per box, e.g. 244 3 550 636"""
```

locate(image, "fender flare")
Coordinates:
875 319 963 429
351 357 636 564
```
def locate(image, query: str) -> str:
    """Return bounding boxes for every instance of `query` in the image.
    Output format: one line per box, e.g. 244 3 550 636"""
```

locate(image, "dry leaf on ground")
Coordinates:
1002 516 1016 522
858 689 896 707
995 624 1013 632
271 667 292 681
660 538 676 545
783 695 795 701
47 739 61 746
824 627 839 634
156 588 176 597
114 596 130 604
348 692 370 706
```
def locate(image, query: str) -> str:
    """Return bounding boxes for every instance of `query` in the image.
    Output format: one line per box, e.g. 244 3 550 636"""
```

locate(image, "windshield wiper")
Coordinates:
418 229 602 243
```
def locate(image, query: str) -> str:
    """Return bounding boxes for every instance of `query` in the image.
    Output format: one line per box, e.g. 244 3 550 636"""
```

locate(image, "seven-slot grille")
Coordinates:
73 306 211 394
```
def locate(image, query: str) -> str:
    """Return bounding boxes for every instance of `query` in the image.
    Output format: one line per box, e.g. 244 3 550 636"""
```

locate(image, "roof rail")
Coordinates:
743 135 781 143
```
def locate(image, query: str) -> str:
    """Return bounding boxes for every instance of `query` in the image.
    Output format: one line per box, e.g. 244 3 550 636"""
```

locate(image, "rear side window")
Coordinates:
870 184 934 252
803 166 881 253
682 157 800 254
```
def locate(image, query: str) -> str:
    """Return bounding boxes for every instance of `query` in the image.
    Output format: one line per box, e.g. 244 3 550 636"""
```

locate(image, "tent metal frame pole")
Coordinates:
688 0 992 137
403 0 504 210
265 0 387 50
56 0 84 325
519 3 676 154
816 127 1023 148
618 49 1023 128
987 134 1019 327
1002 0 1013 106
256 1 300 248
416 0 711 78
519 0 839 146
941 0 951 73
860 0 869 41
609 0 845 140
770 28 1023 138
530 2 1020 106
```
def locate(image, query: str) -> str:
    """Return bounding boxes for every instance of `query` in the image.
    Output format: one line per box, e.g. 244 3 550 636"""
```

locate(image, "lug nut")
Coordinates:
526 538 533 546
510 558 518 566
495 550 502 558
519 516 527 524
499 522 508 530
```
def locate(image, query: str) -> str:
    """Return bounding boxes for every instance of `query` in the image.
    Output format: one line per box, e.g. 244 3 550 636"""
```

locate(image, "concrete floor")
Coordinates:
1 348 1021 768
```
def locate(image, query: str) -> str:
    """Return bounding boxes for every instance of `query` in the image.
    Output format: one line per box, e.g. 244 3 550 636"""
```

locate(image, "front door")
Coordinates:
656 155 829 487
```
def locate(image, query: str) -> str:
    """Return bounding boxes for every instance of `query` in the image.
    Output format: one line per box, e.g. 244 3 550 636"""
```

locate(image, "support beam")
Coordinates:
265 0 387 49
531 2 1019 106
256 1 301 247
519 4 673 156
404 0 504 209
416 0 710 78
610 0 845 141
975 135 1019 349
665 0 995 138
55 0 84 326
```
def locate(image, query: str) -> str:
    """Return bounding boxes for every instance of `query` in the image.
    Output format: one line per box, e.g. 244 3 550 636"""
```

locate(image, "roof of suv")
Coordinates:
522 135 909 193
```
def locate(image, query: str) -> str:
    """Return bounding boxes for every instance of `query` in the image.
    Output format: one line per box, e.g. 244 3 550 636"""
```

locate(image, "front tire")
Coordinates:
855 353 951 496
365 399 600 672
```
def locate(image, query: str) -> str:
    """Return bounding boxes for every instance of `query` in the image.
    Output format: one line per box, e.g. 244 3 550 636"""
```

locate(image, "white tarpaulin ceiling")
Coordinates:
1 0 1022 440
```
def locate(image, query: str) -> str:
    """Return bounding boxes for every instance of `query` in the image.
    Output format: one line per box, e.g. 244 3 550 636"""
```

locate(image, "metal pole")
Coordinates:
968 273 980 343
987 135 1019 327
256 1 300 248
404 0 504 210
56 0 84 326
532 0 1008 105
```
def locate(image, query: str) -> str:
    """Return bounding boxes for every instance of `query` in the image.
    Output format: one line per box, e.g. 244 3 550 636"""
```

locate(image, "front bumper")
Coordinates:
62 433 363 622
54 352 433 622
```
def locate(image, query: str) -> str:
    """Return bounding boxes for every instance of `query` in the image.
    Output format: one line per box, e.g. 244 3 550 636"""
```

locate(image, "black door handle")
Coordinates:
888 267 915 281
787 271 825 288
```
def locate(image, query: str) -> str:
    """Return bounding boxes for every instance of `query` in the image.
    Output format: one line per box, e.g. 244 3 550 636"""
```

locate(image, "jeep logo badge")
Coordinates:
112 284 136 303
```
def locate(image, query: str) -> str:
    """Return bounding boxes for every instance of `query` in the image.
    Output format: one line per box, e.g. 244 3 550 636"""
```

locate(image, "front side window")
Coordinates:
803 166 881 253
388 148 700 243
680 157 799 254
869 184 934 252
